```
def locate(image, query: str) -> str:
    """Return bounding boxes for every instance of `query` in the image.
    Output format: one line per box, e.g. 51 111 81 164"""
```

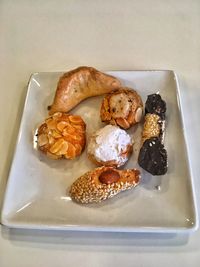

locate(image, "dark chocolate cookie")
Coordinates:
145 94 166 120
138 137 168 175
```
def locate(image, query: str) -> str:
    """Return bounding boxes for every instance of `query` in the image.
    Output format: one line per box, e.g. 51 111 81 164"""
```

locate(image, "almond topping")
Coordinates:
48 135 55 145
38 134 48 146
56 140 68 155
73 124 85 132
135 107 143 122
57 121 69 132
45 118 57 130
69 115 83 124
64 143 76 159
116 118 130 129
37 112 86 160
49 139 65 154
51 129 62 138
52 112 62 118
99 169 120 184
63 125 76 135
46 151 61 159
127 110 135 124
74 143 82 155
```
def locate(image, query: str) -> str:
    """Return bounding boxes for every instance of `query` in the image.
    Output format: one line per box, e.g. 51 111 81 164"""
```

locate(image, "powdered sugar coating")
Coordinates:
87 125 132 166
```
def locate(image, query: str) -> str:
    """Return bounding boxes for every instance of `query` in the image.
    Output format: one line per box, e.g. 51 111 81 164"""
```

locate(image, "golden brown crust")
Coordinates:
70 166 140 203
100 87 143 129
37 112 86 159
49 66 121 115
87 144 133 168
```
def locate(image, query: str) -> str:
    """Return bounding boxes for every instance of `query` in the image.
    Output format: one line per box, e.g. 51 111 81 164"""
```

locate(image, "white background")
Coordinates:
0 0 200 266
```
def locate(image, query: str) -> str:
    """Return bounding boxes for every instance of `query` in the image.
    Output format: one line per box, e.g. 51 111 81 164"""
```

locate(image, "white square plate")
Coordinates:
1 70 198 232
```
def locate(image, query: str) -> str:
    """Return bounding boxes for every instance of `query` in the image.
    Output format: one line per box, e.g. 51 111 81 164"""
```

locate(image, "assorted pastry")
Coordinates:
70 166 140 203
35 66 168 204
48 66 121 115
138 94 168 175
100 87 143 129
37 112 86 160
87 125 132 167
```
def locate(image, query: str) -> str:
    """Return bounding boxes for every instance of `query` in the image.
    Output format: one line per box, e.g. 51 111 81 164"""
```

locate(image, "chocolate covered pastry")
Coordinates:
138 94 168 175
70 166 140 203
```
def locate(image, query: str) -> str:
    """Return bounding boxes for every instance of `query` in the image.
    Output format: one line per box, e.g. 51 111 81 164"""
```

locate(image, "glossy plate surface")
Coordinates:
1 70 198 232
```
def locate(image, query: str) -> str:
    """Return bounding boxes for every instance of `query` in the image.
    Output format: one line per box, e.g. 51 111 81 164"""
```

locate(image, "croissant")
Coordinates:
70 166 140 204
49 66 121 115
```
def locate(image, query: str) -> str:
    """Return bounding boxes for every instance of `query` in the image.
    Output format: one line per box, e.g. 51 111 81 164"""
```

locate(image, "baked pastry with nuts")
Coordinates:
70 166 140 203
87 125 133 168
49 66 121 115
100 87 143 129
37 112 86 159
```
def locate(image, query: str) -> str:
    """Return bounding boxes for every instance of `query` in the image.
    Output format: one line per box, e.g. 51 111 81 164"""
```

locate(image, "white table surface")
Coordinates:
0 0 200 266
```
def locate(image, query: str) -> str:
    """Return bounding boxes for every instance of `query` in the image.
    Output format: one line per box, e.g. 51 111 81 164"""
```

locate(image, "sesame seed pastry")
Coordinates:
142 113 164 144
100 87 143 129
138 94 168 175
49 66 121 115
36 112 86 160
70 166 140 204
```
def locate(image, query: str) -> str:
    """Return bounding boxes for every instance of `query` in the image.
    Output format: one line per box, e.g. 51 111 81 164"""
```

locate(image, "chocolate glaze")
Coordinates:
145 94 166 120
138 137 168 175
